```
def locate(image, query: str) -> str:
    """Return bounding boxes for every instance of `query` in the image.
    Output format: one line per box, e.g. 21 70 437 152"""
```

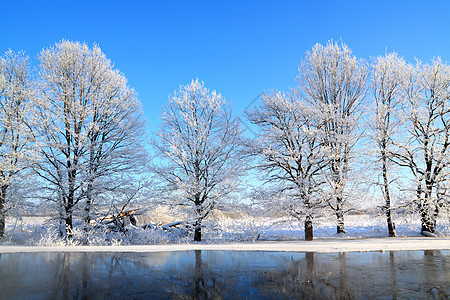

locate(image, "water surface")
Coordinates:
0 250 448 299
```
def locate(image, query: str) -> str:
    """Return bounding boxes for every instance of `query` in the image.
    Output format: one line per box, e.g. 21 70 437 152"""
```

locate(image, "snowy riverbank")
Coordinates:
1 237 449 254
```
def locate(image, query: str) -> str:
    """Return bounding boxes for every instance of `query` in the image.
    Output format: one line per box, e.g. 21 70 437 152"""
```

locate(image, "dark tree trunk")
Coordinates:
381 152 396 237
65 203 73 239
194 225 202 242
420 187 436 234
0 213 4 239
0 194 5 240
433 203 440 231
331 159 347 234
59 211 65 238
0 184 8 239
421 217 435 234
0 212 4 239
84 198 91 228
84 185 92 231
305 215 313 241
336 198 345 234
420 205 435 234
194 193 204 242
66 215 73 238
386 211 396 237
336 218 345 234
86 134 98 230
66 149 77 239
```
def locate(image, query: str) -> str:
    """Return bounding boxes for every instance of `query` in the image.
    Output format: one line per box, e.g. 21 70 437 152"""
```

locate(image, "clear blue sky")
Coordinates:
2 0 450 132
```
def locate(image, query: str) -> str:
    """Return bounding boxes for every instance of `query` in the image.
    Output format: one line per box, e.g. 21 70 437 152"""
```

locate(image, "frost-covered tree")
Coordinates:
392 58 450 235
246 91 327 240
0 50 34 238
369 52 408 237
31 40 147 237
152 79 244 241
297 40 368 233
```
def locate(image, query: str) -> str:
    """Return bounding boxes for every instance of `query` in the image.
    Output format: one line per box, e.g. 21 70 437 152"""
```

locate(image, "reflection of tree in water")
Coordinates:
337 252 352 299
193 250 219 299
247 251 448 299
1 250 449 299
49 253 71 299
46 252 136 298
389 251 398 300
81 252 89 299
105 254 127 277
423 250 448 299
249 252 356 299
162 250 225 299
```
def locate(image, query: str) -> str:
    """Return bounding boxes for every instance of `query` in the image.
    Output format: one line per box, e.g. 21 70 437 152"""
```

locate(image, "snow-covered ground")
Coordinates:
1 237 449 253
1 212 449 253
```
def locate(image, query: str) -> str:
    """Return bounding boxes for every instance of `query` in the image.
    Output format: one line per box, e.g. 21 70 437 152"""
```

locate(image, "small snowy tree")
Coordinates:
151 79 244 241
246 91 327 240
0 50 34 238
369 52 408 237
392 58 450 235
297 40 368 233
31 40 147 237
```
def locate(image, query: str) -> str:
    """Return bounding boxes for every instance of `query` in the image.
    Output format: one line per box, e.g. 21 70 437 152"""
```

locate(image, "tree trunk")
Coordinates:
0 187 5 239
433 202 440 231
0 184 8 239
0 208 4 239
84 183 93 231
336 198 345 234
84 198 91 229
194 224 202 242
420 204 435 234
421 215 435 234
386 210 396 237
194 194 203 242
65 205 73 239
336 215 345 234
381 153 396 237
59 212 66 237
420 187 436 234
0 212 4 239
305 215 313 241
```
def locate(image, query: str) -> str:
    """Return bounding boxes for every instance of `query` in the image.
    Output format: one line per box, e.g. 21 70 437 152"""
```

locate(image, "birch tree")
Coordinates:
392 58 450 235
297 41 368 233
31 40 146 237
370 52 408 237
0 50 33 238
152 79 244 241
246 91 326 240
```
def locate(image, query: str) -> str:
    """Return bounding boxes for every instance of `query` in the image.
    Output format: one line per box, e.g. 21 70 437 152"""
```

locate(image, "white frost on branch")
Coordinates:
30 40 147 237
151 79 245 241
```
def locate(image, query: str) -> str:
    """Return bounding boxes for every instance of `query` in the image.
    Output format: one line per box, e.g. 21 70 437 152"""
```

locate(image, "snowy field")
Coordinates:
1 212 449 253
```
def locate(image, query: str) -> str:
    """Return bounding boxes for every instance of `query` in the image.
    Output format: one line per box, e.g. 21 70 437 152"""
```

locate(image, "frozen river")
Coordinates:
0 250 448 299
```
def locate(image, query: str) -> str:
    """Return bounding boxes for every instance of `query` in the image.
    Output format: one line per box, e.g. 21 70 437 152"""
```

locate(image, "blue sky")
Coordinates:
2 1 450 132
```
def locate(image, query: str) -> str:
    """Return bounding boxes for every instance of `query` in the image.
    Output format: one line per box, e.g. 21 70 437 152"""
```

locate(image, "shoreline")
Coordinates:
1 237 449 254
